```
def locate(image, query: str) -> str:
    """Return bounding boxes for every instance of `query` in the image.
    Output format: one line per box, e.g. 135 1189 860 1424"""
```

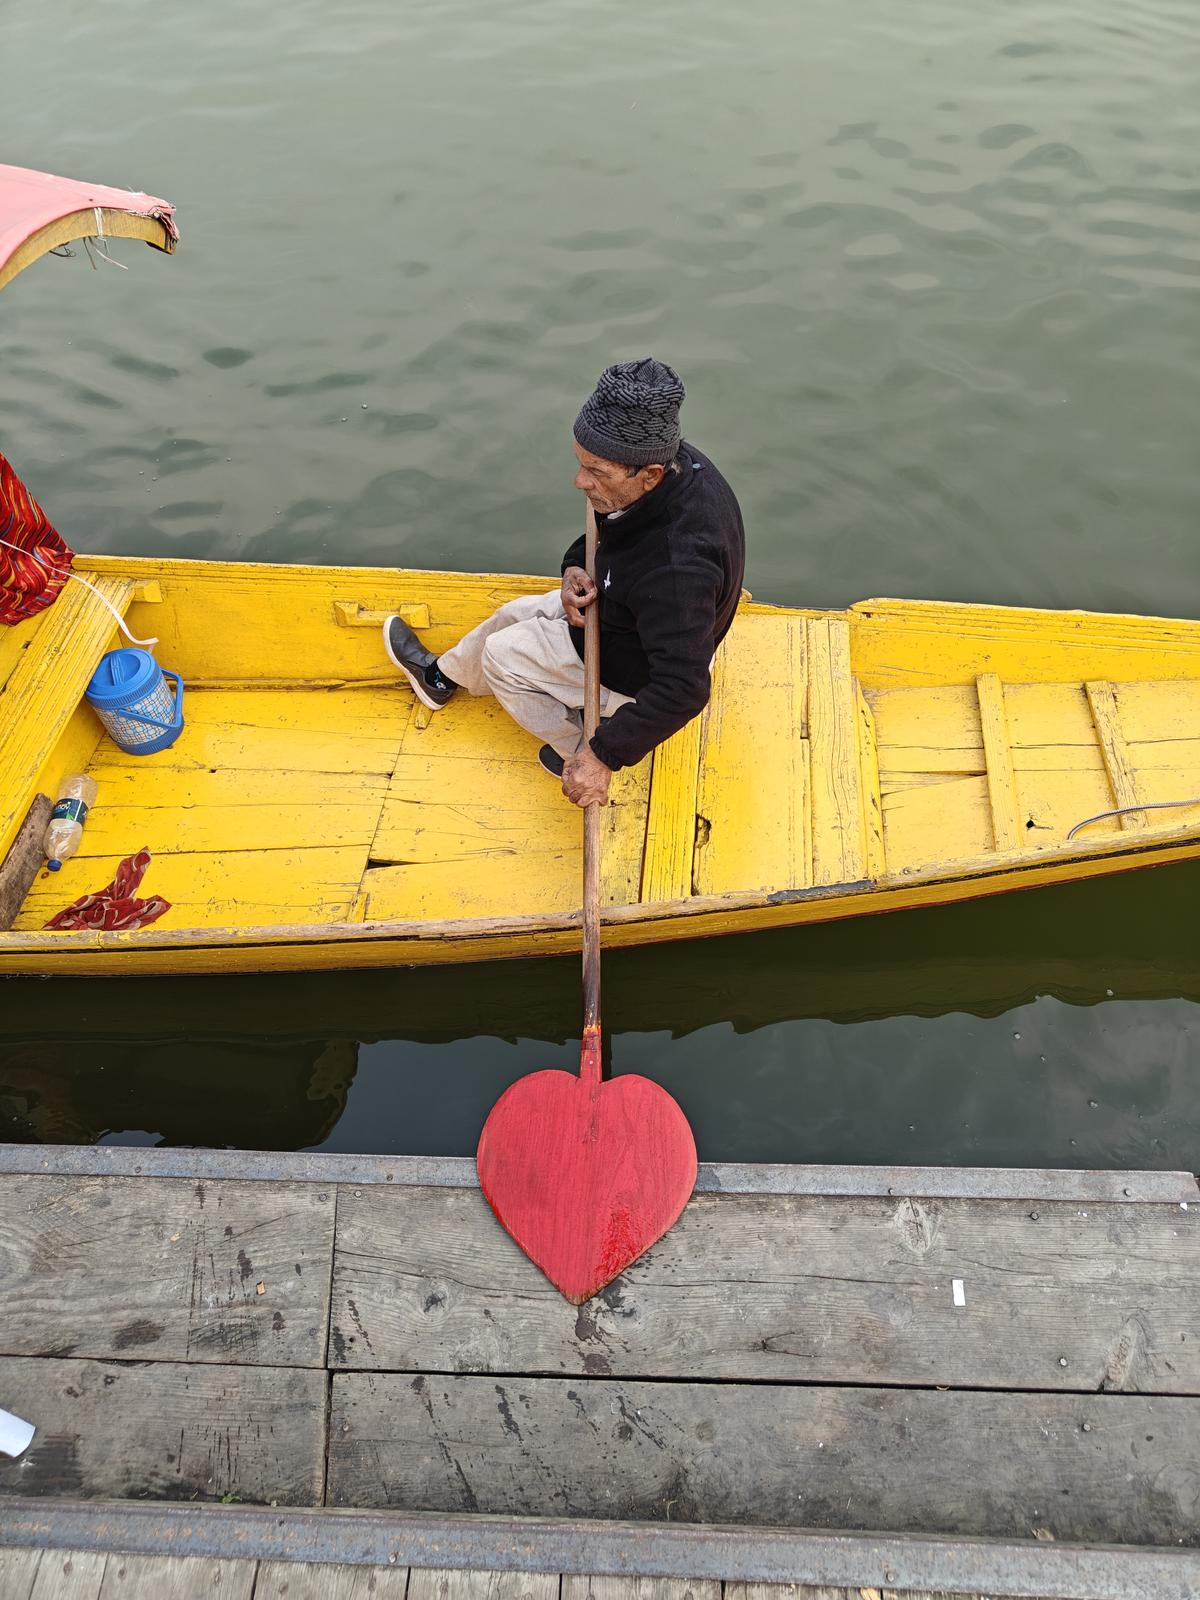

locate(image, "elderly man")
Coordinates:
384 357 745 808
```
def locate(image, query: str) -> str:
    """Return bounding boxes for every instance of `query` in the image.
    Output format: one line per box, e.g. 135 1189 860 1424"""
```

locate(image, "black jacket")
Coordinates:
560 441 745 770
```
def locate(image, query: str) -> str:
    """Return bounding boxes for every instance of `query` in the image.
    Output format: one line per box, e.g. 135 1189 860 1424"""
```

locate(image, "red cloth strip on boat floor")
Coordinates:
0 450 75 624
44 849 171 931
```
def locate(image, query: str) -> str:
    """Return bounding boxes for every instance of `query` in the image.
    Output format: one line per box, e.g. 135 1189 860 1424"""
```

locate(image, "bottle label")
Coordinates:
51 798 88 825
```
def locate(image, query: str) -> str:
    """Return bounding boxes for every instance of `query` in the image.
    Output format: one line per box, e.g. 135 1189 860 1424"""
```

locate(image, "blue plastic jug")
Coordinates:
85 648 184 755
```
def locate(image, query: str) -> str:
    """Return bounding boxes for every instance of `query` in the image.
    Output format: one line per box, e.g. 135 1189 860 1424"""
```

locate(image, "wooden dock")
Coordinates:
1 1146 1198 1599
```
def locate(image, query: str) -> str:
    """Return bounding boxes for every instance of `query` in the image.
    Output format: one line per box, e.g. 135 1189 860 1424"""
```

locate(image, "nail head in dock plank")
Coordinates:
0 1175 334 1367
0 1357 326 1506
329 1184 1200 1393
328 1373 1200 1545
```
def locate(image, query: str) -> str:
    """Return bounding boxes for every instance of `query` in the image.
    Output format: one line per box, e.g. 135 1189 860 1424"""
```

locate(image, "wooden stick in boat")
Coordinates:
581 505 602 1063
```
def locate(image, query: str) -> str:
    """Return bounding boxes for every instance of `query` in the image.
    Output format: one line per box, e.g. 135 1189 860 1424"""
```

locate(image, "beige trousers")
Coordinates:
438 590 634 759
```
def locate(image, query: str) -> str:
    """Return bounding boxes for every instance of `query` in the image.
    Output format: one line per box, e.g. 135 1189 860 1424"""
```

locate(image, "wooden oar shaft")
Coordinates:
582 507 601 1037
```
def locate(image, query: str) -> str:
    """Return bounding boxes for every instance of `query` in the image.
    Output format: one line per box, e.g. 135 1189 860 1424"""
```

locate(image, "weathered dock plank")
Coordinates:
327 1373 1200 1545
29 1549 108 1599
0 1176 334 1367
0 1357 326 1506
257 1560 409 1597
0 1548 41 1596
409 1571 559 1600
565 1579 721 1600
97 1552 257 1598
329 1185 1200 1392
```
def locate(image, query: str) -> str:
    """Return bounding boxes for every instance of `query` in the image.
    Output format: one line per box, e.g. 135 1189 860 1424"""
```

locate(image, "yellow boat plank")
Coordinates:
1004 683 1100 749
1086 680 1147 830
81 554 557 685
1011 743 1105 774
882 770 982 793
74 767 390 857
1014 766 1119 841
1126 738 1200 772
359 853 578 922
600 763 653 906
373 794 573 864
881 775 993 871
376 672 652 897
693 614 810 897
0 574 133 859
1112 679 1200 742
866 684 984 750
361 762 648 918
0 612 39 695
1126 763 1200 819
808 617 866 886
89 688 410 777
855 683 885 881
850 597 1200 689
180 686 412 739
373 752 649 872
16 845 366 931
399 690 548 761
977 673 1021 852
641 714 704 903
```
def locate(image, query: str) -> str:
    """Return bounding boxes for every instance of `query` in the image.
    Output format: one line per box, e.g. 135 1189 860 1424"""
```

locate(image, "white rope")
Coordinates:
1067 798 1200 840
0 536 157 647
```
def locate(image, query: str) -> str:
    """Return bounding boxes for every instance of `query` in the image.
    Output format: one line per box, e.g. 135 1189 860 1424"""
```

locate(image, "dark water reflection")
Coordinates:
4 863 1198 1167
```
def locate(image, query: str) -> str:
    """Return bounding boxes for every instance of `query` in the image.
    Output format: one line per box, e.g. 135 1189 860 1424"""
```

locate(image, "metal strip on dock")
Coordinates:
3 1499 1199 1600
0 1143 1193 1202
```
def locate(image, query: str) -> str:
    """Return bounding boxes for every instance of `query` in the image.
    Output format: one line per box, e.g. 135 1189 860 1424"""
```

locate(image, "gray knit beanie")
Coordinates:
573 357 685 467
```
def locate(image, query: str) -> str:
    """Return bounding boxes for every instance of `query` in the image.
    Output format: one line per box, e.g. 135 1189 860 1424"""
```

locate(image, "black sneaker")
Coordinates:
538 745 565 778
383 615 457 710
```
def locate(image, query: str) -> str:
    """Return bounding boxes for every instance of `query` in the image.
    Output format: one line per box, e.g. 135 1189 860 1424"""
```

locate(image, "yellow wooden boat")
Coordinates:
2 551 1199 975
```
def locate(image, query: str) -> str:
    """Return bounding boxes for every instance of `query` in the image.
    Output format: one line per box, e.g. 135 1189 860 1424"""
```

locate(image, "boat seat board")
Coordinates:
16 685 413 932
0 574 133 860
692 613 811 897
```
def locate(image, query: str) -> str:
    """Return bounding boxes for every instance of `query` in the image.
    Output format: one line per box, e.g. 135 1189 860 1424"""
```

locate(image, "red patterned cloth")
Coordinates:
0 450 75 624
44 848 171 931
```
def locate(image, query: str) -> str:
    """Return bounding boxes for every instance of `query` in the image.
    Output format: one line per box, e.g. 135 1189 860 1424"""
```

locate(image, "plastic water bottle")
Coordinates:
43 775 98 871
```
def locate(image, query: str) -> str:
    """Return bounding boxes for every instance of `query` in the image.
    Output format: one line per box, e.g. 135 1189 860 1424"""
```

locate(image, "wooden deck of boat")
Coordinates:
1 1147 1198 1598
12 569 1200 939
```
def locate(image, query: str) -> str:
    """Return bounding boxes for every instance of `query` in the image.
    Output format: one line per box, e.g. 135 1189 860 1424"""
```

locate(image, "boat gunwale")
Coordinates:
4 817 1199 955
71 551 1200 641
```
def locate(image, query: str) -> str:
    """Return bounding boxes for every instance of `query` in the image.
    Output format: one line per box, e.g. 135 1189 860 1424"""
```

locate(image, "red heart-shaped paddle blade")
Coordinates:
477 1068 697 1303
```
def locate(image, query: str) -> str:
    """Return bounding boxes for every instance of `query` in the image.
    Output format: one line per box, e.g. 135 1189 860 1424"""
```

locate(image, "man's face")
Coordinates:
573 442 663 515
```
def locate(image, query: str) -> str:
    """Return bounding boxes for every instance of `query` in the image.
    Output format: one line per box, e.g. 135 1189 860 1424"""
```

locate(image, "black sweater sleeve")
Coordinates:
590 559 718 770
561 534 586 574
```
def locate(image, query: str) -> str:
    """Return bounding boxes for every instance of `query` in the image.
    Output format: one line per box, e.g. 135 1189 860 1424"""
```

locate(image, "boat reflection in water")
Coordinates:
1 860 1198 1167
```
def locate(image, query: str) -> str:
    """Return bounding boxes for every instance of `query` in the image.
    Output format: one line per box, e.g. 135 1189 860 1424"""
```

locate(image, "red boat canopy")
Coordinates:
0 162 178 291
